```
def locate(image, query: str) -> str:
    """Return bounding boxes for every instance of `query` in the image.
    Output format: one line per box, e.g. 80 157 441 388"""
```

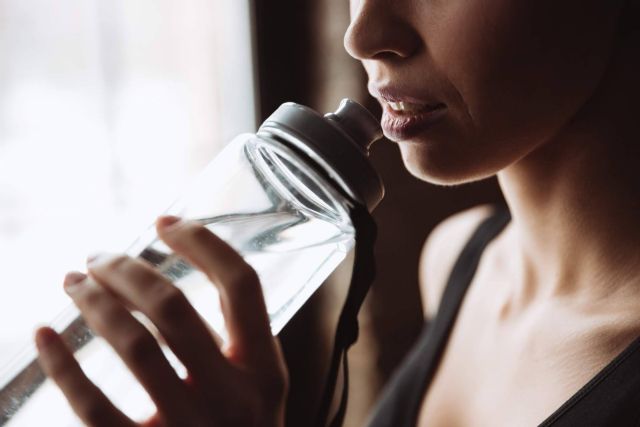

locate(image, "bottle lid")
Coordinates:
258 99 384 211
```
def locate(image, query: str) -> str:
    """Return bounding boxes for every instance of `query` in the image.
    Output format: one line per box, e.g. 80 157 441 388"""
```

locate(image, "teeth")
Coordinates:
388 101 426 112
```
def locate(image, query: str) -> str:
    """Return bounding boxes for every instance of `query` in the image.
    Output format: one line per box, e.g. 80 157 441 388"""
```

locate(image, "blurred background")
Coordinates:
0 0 502 425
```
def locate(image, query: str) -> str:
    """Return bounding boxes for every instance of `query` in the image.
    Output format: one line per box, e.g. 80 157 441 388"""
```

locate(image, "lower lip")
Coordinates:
381 104 447 141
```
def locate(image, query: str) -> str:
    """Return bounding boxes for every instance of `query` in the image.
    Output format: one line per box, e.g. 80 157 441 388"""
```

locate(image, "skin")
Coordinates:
36 0 640 426
346 0 640 425
35 217 288 427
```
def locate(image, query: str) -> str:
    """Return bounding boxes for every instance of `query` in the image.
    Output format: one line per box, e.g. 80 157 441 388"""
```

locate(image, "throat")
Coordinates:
497 136 640 303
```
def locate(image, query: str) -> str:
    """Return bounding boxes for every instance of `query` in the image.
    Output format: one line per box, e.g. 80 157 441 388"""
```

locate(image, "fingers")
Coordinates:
156 216 277 369
85 254 231 387
62 272 192 425
35 327 135 427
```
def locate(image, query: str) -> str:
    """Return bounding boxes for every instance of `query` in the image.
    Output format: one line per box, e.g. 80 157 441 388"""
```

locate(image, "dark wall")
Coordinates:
254 0 317 117
253 2 333 426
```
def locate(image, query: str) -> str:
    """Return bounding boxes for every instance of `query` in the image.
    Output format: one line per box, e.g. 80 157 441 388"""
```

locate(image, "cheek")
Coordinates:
428 0 619 148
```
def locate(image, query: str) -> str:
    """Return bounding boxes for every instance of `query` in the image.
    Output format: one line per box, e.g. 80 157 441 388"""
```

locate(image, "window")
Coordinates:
0 0 257 423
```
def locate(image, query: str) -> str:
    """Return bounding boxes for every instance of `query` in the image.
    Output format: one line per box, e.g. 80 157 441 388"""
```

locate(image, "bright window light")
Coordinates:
0 0 257 420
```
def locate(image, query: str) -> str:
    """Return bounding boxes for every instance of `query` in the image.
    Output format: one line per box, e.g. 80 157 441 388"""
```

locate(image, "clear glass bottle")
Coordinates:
0 99 384 425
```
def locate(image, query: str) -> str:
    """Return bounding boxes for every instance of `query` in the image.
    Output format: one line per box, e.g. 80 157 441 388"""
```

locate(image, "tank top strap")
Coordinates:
366 206 511 427
539 334 640 426
436 205 512 332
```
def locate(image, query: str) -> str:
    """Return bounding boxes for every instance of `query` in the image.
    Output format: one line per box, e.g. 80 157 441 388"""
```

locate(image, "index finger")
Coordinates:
155 216 277 369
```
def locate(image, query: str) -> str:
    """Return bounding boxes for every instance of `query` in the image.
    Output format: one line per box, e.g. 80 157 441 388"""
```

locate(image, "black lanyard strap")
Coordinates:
315 202 378 427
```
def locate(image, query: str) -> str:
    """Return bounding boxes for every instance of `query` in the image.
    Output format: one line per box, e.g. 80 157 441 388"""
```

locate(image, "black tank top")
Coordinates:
366 208 640 427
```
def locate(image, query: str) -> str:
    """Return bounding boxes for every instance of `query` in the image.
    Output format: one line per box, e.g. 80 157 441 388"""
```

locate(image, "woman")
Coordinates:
35 0 640 425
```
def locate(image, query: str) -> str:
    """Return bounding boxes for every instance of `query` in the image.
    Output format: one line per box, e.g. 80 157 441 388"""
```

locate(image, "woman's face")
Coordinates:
345 0 624 184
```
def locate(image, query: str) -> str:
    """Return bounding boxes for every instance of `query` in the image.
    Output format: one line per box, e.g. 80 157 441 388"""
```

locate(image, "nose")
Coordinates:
344 0 421 61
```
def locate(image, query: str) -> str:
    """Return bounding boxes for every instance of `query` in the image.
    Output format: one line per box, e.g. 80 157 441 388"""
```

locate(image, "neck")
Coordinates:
498 32 640 304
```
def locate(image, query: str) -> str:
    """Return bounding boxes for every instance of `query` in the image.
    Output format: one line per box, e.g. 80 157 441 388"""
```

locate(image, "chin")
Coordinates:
397 140 500 186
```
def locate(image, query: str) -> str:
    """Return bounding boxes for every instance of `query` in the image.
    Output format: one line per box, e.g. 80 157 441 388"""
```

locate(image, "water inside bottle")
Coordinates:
142 206 355 340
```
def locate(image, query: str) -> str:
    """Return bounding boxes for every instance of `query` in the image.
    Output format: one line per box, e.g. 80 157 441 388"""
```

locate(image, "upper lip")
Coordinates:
368 84 443 108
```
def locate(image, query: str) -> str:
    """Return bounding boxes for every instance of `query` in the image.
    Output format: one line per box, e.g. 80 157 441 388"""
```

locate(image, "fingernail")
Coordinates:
157 215 182 229
63 271 87 293
86 252 101 264
86 252 118 269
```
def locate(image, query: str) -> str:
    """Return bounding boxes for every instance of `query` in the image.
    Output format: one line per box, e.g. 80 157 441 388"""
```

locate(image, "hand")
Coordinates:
35 216 289 427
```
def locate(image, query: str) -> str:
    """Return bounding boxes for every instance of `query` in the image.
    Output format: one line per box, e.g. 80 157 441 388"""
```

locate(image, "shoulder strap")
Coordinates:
365 206 511 427
436 206 511 328
539 335 640 426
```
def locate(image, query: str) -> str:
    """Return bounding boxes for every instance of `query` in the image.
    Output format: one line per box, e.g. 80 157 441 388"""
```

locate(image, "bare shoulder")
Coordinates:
419 204 496 319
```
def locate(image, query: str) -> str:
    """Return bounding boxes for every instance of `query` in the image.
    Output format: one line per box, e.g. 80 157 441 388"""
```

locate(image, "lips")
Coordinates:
369 85 447 141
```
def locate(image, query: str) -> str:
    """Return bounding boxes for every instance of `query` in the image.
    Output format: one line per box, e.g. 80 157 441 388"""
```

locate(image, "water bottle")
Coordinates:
0 99 384 425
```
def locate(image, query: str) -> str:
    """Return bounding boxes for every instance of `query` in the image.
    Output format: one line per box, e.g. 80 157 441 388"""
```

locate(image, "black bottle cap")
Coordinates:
259 99 385 211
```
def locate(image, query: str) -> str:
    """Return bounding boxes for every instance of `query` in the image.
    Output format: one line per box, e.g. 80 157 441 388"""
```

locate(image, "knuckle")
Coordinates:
152 288 190 322
228 264 260 293
47 356 73 381
79 287 107 309
121 332 157 366
130 262 165 292
81 402 111 426
77 290 121 330
99 306 127 330
186 223 212 244
263 372 288 398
